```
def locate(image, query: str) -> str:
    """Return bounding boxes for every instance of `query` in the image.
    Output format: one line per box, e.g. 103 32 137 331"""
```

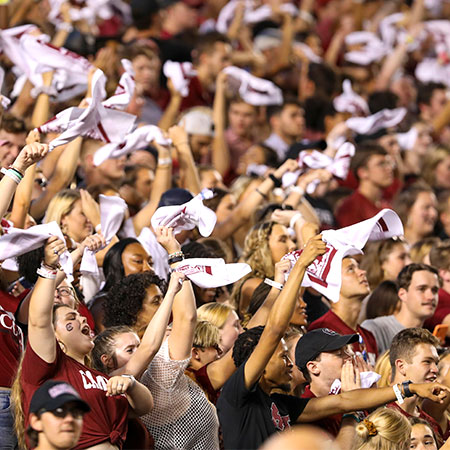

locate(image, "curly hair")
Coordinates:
232 325 265 368
229 222 275 310
17 245 45 285
102 272 166 328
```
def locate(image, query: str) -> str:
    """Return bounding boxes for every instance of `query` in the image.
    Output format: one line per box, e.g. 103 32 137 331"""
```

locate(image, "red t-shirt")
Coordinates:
21 340 129 449
308 310 378 366
335 191 390 228
301 385 342 437
185 364 220 405
180 76 213 111
0 290 25 387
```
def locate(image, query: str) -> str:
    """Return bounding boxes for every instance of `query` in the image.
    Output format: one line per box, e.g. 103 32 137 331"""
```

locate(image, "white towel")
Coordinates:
37 69 136 150
223 66 283 106
0 66 10 109
163 61 197 98
151 189 217 237
93 124 171 166
282 209 404 303
346 107 406 135
0 221 73 281
344 31 389 65
333 80 369 116
80 195 128 275
329 371 381 394
137 227 169 280
174 258 251 288
102 59 135 110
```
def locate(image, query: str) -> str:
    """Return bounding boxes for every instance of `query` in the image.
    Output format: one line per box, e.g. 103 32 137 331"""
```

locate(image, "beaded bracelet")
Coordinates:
1 167 22 184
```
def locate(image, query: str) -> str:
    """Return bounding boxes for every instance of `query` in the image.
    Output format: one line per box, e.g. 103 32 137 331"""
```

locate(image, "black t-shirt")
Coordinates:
217 363 309 449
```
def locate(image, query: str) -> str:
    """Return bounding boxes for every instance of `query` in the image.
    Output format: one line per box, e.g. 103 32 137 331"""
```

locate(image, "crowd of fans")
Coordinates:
2 0 450 449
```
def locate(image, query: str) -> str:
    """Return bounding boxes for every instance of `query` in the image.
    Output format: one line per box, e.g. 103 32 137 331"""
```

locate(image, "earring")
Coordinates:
57 340 67 354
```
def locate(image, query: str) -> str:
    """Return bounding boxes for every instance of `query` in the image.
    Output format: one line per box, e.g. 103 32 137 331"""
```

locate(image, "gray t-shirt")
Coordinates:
361 315 405 355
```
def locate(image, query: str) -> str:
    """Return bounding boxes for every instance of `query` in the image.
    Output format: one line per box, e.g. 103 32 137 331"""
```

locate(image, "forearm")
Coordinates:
177 144 201 195
126 381 154 416
0 175 19 219
9 164 36 228
324 31 346 68
433 100 450 135
29 276 56 329
31 71 53 128
335 419 357 450
158 95 182 131
212 83 230 176
375 42 408 91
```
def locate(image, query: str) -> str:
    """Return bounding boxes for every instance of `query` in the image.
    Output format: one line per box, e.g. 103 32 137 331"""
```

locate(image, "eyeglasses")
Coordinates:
56 286 75 297
39 405 85 419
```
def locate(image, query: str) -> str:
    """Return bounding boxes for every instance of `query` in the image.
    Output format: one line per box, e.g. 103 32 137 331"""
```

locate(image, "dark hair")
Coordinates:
409 417 438 446
266 98 303 121
366 280 400 320
17 246 45 285
103 271 166 328
389 328 439 378
182 241 216 259
429 240 450 270
1 113 26 134
255 143 279 168
304 95 336 133
203 188 230 212
102 238 142 293
368 91 399 114
193 32 230 62
396 263 441 291
247 282 271 317
307 63 337 97
351 143 387 181
255 203 294 223
417 82 446 107
232 326 265 367
393 182 434 226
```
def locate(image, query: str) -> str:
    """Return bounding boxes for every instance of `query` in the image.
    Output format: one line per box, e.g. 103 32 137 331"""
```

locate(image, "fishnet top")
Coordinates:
140 339 220 450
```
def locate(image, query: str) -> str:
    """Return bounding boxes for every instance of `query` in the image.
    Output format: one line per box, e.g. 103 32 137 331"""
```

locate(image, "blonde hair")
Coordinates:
197 303 235 329
410 237 441 263
423 147 450 188
43 189 80 226
11 355 26 449
193 320 221 349
230 221 276 310
374 350 392 387
353 408 411 450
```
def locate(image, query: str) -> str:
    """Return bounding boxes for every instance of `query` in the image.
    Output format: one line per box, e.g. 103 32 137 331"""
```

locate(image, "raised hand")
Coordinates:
155 226 181 255
44 236 67 269
297 234 327 268
13 143 49 173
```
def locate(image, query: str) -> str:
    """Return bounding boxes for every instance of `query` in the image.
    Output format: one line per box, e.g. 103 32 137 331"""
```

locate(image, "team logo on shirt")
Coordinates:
79 370 108 391
270 402 290 431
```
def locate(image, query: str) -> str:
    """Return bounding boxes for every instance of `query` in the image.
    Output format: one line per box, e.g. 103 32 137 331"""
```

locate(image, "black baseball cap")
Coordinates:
29 380 90 415
295 328 359 370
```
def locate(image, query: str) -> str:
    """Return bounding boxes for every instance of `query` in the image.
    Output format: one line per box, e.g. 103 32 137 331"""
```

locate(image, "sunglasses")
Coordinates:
39 405 85 419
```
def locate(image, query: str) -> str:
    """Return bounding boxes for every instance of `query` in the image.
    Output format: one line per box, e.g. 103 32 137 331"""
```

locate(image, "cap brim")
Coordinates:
320 333 359 353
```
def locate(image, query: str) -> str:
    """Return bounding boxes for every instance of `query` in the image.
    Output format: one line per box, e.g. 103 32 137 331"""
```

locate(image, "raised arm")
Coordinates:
169 126 201 195
157 227 197 360
243 235 326 389
158 80 182 131
0 142 49 220
28 236 66 363
212 159 299 240
111 270 185 378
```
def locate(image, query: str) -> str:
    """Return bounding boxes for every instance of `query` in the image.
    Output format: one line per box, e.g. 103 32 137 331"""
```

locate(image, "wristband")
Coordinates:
402 380 413 398
9 166 24 178
121 374 136 388
37 264 57 279
289 213 303 230
264 278 283 291
1 168 21 184
298 10 314 24
168 251 184 265
393 383 404 404
290 185 305 196
56 22 73 33
269 173 282 188
168 251 183 259
158 158 172 166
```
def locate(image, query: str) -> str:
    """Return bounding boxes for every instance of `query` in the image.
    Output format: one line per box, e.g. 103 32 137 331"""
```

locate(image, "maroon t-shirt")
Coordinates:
180 76 213 111
0 290 25 387
335 191 390 228
308 310 378 366
21 340 129 449
425 289 450 332
301 385 342 437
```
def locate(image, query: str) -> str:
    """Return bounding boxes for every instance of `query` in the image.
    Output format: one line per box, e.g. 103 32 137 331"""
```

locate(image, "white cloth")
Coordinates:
102 59 135 110
282 142 355 192
174 258 251 288
329 371 381 395
163 61 197 98
293 42 322 63
346 107 406 135
93 125 171 166
223 66 283 106
333 80 369 116
415 57 450 88
151 190 217 237
37 69 136 150
344 32 389 65
80 195 128 275
0 221 73 281
282 209 404 303
137 227 169 280
396 127 418 151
